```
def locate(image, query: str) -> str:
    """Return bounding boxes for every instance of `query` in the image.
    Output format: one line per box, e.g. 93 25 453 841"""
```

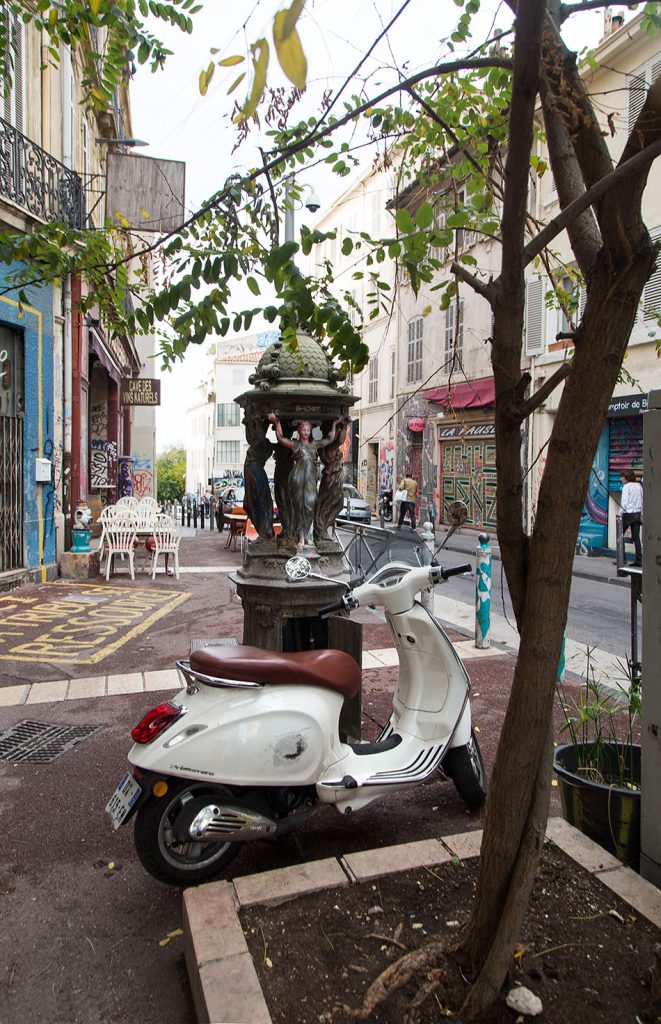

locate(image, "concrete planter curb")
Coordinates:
182 818 661 1024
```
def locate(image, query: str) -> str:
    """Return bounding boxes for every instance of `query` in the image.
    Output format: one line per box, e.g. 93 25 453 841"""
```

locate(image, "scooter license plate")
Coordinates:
105 771 142 829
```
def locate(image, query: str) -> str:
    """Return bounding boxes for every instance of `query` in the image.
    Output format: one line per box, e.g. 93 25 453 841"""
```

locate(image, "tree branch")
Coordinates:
559 0 640 22
450 262 498 304
522 134 661 265
520 363 571 418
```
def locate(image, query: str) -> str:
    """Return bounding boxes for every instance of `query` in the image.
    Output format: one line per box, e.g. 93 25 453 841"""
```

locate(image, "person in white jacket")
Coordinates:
620 469 643 566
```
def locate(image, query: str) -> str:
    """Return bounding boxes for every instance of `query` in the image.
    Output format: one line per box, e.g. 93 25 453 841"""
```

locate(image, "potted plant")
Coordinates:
553 653 642 870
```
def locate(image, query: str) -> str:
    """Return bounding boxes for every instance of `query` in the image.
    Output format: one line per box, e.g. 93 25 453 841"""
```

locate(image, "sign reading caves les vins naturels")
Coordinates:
120 378 161 407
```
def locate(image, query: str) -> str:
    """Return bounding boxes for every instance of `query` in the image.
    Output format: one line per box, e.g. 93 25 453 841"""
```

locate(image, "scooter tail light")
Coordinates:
131 701 184 744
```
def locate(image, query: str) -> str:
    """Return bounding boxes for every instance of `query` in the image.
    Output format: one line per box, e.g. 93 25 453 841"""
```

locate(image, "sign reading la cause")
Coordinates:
120 377 161 406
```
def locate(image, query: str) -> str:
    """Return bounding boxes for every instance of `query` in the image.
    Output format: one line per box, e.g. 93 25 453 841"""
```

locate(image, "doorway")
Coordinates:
0 326 24 571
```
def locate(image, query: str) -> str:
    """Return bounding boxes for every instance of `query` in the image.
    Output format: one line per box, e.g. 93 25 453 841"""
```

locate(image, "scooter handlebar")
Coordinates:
439 562 472 580
317 597 347 618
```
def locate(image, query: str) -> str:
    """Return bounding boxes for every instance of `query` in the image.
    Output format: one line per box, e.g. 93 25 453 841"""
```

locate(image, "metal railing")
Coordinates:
0 117 85 228
335 519 432 579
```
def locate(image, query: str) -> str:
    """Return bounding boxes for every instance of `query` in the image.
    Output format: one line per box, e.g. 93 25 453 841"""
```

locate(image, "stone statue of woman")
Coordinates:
243 416 275 539
269 413 343 548
314 419 349 546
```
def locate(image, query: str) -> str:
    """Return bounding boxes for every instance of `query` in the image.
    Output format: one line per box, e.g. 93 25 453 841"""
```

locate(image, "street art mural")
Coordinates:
130 453 154 498
396 395 437 517
441 435 497 529
577 424 609 553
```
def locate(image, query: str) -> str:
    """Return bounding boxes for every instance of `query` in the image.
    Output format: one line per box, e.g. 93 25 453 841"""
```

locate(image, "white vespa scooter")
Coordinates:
106 550 486 886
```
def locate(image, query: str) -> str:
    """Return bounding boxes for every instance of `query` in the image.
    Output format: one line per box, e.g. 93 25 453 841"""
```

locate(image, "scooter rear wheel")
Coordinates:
443 729 487 808
134 779 242 886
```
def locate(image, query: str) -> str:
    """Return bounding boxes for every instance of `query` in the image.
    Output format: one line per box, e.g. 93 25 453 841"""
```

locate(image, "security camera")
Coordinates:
305 188 321 213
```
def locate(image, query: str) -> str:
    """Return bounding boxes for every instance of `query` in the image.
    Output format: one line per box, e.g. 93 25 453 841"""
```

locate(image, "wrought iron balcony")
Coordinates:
0 117 85 229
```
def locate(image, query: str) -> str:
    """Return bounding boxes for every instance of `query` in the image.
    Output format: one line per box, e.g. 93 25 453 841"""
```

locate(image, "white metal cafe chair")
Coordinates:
147 514 181 579
104 513 138 581
97 505 123 568
138 496 159 510
116 496 139 510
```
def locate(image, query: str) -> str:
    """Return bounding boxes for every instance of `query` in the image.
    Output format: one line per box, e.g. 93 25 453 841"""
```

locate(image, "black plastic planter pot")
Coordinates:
553 742 641 870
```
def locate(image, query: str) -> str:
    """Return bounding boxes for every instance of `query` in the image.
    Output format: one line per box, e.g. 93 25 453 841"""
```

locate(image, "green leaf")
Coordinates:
415 203 434 229
199 61 215 95
395 208 414 234
246 275 261 295
273 12 307 90
218 54 245 66
239 38 270 121
341 237 353 256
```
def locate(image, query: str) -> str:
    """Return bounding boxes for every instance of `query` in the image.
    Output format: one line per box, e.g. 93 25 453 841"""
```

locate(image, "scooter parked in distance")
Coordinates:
106 539 485 886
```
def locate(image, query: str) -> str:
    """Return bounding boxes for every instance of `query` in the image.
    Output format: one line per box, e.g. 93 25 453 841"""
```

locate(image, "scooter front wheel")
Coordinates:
134 779 242 886
443 729 487 809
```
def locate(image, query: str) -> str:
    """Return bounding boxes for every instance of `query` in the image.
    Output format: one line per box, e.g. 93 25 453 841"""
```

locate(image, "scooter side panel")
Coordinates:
128 684 346 786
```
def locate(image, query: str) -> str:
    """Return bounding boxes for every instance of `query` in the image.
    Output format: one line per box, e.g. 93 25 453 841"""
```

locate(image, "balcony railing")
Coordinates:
0 117 85 229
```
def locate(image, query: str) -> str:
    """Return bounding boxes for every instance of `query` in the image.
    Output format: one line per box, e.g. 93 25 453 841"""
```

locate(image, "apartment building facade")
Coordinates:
0 14 157 586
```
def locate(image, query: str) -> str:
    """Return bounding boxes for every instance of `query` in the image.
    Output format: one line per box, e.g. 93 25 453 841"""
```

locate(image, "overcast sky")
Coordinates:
128 0 613 452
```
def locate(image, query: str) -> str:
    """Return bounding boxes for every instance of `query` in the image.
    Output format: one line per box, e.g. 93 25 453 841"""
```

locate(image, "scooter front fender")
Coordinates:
128 683 346 787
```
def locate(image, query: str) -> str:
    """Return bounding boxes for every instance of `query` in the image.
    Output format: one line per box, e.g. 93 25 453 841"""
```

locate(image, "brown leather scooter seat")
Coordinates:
189 645 361 699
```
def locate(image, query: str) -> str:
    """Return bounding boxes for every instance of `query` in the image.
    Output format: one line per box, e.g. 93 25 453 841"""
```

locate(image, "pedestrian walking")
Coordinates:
620 469 643 565
396 472 418 530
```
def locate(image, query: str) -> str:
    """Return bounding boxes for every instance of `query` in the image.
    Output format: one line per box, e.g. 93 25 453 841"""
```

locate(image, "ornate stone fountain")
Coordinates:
232 333 361 737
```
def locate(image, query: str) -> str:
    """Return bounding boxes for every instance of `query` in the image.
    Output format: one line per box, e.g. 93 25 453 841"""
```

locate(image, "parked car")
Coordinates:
339 484 372 523
217 485 246 511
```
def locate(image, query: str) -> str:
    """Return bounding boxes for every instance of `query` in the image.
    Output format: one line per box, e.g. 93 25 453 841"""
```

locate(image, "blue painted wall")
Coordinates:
0 277 56 575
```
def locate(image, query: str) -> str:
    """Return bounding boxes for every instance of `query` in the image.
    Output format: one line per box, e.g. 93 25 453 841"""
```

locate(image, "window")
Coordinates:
3 10 24 132
389 348 395 400
216 440 240 463
368 356 379 404
525 278 546 356
643 228 661 322
407 317 423 383
216 402 241 427
628 58 661 134
444 300 464 363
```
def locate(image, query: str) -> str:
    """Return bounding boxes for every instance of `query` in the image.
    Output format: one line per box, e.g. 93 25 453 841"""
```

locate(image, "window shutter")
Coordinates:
643 228 661 322
3 12 23 132
525 278 545 355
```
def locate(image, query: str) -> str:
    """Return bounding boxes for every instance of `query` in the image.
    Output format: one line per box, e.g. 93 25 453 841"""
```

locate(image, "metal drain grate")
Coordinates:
0 720 102 764
190 637 239 653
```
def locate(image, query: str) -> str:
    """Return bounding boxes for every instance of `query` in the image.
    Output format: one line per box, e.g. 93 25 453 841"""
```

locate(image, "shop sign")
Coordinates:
120 378 161 406
407 417 426 432
607 393 648 418
438 422 495 440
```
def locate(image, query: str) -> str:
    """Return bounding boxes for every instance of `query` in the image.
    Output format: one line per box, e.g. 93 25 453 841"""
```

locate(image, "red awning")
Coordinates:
424 376 495 410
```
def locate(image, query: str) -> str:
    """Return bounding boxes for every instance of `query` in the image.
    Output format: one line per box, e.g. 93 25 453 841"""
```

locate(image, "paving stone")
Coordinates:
67 676 106 700
106 672 144 695
144 669 181 691
0 684 29 706
545 817 622 872
368 648 399 667
196 953 272 1024
25 679 69 704
442 829 483 859
361 651 382 669
183 881 245 967
234 857 348 908
594 865 661 928
342 838 451 881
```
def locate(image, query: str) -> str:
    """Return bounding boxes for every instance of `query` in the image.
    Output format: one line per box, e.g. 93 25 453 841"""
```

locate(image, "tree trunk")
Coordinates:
452 8 661 1021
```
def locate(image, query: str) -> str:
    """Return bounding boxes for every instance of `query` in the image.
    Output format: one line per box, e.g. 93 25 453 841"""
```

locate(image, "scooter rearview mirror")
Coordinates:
285 556 312 581
448 500 468 526
434 499 469 555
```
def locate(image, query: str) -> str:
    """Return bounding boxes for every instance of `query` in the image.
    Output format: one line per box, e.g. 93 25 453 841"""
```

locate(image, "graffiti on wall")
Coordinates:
378 442 394 490
396 395 437 515
131 453 154 498
441 437 497 529
90 439 117 490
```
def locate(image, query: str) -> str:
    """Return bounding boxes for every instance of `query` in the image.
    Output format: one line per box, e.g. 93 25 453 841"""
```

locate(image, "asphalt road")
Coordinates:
440 562 640 658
